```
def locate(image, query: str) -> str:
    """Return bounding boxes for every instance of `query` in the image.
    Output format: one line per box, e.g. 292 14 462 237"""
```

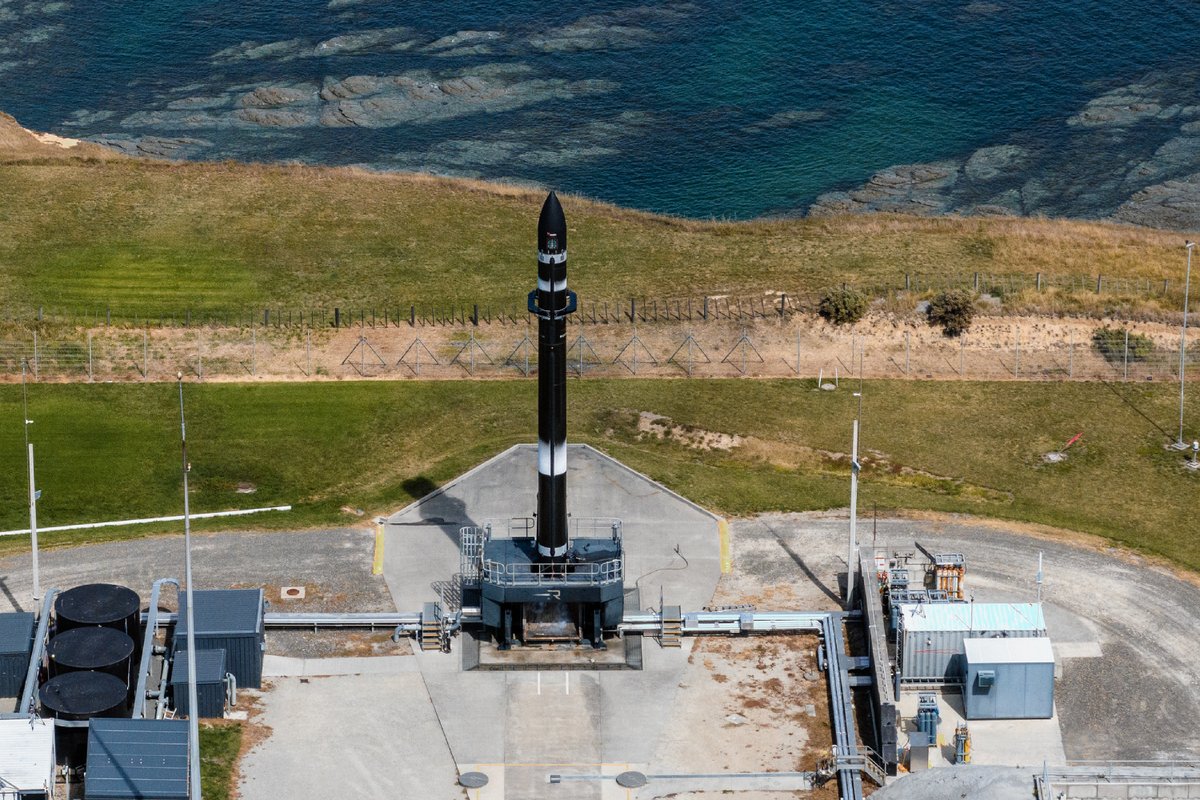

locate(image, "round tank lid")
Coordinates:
38 671 127 716
55 583 140 626
48 627 135 669
459 772 489 788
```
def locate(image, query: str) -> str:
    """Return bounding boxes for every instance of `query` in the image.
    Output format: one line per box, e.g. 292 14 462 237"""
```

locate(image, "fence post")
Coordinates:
1123 329 1129 382
1096 274 1103 294
197 332 203 381
904 273 911 291
905 331 911 377
960 336 965 379
702 297 709 321
1014 326 1020 377
143 329 148 381
251 326 257 376
334 308 341 329
306 330 312 376
87 331 93 382
1036 272 1043 292
1069 330 1074 379
629 298 635 323
973 272 979 291
106 307 111 326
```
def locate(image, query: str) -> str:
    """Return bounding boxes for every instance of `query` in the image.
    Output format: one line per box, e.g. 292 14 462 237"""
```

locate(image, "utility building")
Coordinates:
85 719 189 800
0 611 34 697
963 636 1055 719
173 589 265 689
0 717 54 799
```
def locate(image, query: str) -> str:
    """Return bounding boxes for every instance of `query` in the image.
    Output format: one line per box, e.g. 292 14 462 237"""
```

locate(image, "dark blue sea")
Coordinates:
3 0 1200 220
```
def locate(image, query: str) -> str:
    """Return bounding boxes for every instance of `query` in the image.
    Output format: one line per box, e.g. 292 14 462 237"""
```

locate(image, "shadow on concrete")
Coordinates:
0 578 24 613
763 521 843 605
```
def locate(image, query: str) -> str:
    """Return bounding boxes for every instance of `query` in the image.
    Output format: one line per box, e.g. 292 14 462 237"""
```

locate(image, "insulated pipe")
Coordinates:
15 588 58 717
132 577 178 719
528 192 576 561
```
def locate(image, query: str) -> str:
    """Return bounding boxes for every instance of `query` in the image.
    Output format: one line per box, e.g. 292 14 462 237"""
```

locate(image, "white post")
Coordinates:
1036 552 1044 603
177 377 203 800
1178 242 1194 448
27 443 39 603
847 418 860 608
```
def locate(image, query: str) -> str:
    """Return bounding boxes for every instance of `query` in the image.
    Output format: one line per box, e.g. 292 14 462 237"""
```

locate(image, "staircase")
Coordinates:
419 602 442 652
659 605 682 648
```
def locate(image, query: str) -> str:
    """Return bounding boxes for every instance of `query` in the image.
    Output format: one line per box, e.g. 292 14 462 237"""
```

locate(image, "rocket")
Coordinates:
529 192 576 562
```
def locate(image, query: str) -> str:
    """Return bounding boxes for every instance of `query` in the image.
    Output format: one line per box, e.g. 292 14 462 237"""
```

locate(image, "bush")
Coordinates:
817 286 868 326
1092 326 1154 363
926 290 976 337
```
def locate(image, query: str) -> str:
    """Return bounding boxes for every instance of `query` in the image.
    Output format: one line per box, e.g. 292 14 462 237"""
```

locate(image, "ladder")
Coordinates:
420 602 442 652
659 605 682 648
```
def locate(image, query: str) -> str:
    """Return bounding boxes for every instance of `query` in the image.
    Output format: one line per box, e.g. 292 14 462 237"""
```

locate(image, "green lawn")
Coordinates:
0 159 1193 323
199 723 242 800
1 379 1197 569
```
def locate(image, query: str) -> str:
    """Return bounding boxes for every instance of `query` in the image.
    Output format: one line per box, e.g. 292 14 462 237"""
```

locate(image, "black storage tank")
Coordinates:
39 671 128 768
55 584 141 639
47 627 135 683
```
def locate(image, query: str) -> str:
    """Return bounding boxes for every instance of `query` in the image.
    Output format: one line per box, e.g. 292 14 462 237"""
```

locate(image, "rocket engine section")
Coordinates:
469 193 625 650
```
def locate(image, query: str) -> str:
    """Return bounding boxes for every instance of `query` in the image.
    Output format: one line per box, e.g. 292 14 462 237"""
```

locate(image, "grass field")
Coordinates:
199 722 243 800
1 114 1196 322
1 378 1196 570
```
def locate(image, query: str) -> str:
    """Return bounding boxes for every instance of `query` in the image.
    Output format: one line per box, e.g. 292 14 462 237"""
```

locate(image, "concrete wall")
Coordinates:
1056 783 1200 798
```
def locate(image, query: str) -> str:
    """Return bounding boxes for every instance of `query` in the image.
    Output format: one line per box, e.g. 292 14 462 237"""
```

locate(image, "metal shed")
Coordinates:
85 718 188 800
0 717 55 798
0 612 35 697
170 649 227 719
963 636 1055 719
173 589 264 689
897 602 1046 684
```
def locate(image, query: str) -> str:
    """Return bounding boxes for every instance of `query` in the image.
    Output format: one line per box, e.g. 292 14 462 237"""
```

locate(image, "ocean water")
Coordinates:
2 0 1200 219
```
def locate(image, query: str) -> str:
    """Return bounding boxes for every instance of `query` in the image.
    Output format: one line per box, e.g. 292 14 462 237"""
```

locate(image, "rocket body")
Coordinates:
531 192 575 561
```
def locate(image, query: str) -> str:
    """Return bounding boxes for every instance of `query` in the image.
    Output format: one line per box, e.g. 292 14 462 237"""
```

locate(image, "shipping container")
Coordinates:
897 602 1046 683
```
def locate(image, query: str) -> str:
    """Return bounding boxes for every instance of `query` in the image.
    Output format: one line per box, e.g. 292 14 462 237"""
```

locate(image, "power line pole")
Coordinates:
22 360 39 602
847 412 861 609
1177 241 1194 449
176 375 202 800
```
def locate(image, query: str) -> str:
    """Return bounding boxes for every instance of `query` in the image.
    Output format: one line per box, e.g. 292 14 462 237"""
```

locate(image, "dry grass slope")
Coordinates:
0 112 1196 323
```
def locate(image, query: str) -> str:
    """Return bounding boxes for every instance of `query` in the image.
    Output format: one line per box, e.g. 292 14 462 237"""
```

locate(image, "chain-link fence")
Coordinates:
1 269 1192 330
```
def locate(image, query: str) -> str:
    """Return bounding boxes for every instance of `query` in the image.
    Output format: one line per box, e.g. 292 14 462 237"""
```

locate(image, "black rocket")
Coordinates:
529 192 576 562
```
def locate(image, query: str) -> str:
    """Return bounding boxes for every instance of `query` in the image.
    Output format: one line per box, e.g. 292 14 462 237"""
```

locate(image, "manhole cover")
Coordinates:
616 771 648 788
280 586 306 600
459 772 489 788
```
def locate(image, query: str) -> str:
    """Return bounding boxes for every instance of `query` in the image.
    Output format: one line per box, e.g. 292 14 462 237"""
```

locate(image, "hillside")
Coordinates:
0 112 1195 325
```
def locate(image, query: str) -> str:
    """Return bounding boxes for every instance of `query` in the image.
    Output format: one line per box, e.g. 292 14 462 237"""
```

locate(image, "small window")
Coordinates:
977 670 996 689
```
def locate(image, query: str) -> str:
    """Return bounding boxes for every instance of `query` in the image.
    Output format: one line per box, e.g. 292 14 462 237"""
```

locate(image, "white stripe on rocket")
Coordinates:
537 250 567 264
537 278 568 292
537 542 568 557
537 440 567 475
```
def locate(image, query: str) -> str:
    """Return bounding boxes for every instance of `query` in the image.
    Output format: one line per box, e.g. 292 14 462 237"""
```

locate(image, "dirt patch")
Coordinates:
637 411 743 450
661 634 831 776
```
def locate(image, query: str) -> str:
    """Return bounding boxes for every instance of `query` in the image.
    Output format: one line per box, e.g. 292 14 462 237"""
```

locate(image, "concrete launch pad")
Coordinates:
380 443 724 798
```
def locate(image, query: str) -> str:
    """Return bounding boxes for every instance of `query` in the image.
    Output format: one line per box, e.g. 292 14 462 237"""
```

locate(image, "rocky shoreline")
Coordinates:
808 71 1200 231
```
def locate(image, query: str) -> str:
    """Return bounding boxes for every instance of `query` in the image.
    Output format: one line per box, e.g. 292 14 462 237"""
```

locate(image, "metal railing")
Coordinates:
480 557 624 587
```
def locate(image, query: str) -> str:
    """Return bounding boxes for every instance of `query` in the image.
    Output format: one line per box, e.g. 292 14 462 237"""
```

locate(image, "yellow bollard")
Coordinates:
372 520 385 575
718 519 732 574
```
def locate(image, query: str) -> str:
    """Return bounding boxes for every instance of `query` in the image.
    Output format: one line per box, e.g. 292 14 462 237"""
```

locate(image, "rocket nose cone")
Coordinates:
538 191 566 254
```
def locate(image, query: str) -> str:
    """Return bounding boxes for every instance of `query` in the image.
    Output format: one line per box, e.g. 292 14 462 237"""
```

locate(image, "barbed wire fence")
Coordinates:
1 317 1195 385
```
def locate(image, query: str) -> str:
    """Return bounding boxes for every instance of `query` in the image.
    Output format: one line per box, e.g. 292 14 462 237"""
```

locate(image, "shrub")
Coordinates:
817 286 868 326
926 290 976 337
1092 326 1154 363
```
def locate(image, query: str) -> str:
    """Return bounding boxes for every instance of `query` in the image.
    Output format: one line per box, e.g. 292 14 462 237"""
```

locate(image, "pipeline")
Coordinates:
4 589 59 720
132 577 178 719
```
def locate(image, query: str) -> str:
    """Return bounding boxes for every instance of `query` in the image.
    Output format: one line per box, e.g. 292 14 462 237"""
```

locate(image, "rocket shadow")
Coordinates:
400 475 480 610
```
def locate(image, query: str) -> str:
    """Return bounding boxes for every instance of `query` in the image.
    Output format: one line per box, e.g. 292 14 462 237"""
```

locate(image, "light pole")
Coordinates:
21 360 39 602
846 394 862 609
177 375 202 800
1177 241 1194 449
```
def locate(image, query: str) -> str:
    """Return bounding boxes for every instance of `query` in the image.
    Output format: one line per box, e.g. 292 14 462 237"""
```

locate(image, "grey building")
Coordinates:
897 602 1047 684
85 718 188 800
170 648 227 719
0 612 34 697
173 589 265 689
963 636 1055 719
